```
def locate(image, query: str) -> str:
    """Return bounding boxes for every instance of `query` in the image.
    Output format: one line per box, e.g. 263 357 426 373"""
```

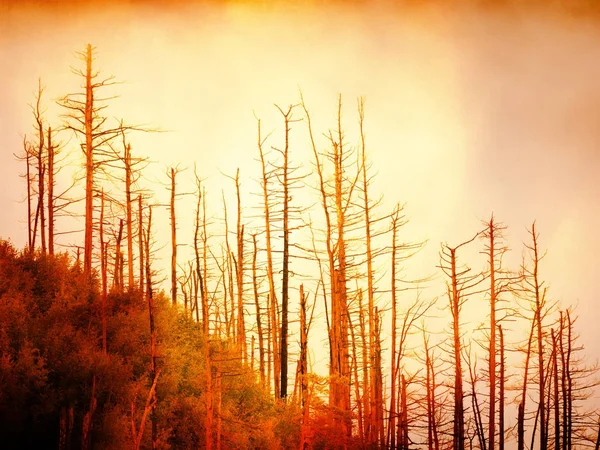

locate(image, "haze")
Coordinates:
1 0 599 431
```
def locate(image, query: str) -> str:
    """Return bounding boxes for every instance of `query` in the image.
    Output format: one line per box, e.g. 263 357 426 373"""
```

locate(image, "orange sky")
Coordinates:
1 0 600 404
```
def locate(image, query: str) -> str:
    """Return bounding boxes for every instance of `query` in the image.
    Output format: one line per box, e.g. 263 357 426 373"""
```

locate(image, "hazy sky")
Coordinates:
1 0 600 395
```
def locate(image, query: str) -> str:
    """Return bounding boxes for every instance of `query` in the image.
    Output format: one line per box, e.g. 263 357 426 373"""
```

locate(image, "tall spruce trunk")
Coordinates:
36 116 46 255
280 111 291 400
145 205 158 449
125 143 134 289
450 248 465 450
388 210 399 449
138 195 144 295
552 328 560 450
499 325 505 450
25 139 32 250
252 235 265 385
170 168 177 306
332 138 351 438
487 219 497 450
299 284 309 449
83 44 94 275
235 170 246 360
47 127 54 255
100 191 107 354
359 100 377 445
257 119 280 397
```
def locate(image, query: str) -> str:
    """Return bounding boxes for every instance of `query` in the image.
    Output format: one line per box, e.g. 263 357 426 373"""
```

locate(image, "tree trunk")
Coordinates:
486 218 497 450
47 127 54 255
565 311 573 450
170 167 177 306
196 184 212 450
113 219 124 291
388 207 400 449
299 284 309 449
257 118 280 397
332 134 351 437
125 142 134 290
373 307 384 446
450 247 465 450
552 328 560 450
25 138 32 251
279 108 292 400
35 86 46 256
83 44 94 275
145 205 158 449
252 234 265 385
348 307 364 446
498 325 505 450
234 170 246 361
518 299 536 450
138 195 144 295
358 289 369 443
360 105 376 446
399 373 409 450
100 191 107 354
530 223 548 450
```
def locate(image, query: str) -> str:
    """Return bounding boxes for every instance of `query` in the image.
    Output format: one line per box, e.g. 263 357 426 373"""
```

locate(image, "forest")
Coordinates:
1 43 599 450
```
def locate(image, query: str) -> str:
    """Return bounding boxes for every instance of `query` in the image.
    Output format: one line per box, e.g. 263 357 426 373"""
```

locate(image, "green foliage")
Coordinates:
0 240 298 449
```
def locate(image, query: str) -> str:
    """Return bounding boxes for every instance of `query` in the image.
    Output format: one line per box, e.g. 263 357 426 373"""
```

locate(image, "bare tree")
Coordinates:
256 117 280 397
59 45 126 275
439 232 481 450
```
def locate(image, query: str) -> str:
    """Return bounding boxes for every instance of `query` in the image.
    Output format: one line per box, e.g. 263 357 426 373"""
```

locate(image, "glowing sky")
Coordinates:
1 0 600 395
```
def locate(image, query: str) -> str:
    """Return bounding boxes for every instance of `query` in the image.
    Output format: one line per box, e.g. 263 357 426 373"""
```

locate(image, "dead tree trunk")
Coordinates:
252 234 265 385
498 325 505 450
23 137 33 251
169 167 177 306
60 45 125 275
424 330 440 450
531 230 548 450
331 112 351 438
518 301 536 450
193 174 212 448
451 248 465 450
388 206 400 449
138 195 144 295
124 142 134 290
301 94 353 436
439 234 479 450
145 205 158 449
373 307 384 446
525 223 548 450
358 289 369 443
47 127 54 255
100 191 107 354
358 98 378 447
113 219 124 291
552 328 560 450
299 284 309 449
83 44 94 275
348 304 365 445
485 218 498 450
256 118 280 397
132 369 161 450
234 169 247 360
33 82 47 256
398 373 409 450
276 105 296 400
